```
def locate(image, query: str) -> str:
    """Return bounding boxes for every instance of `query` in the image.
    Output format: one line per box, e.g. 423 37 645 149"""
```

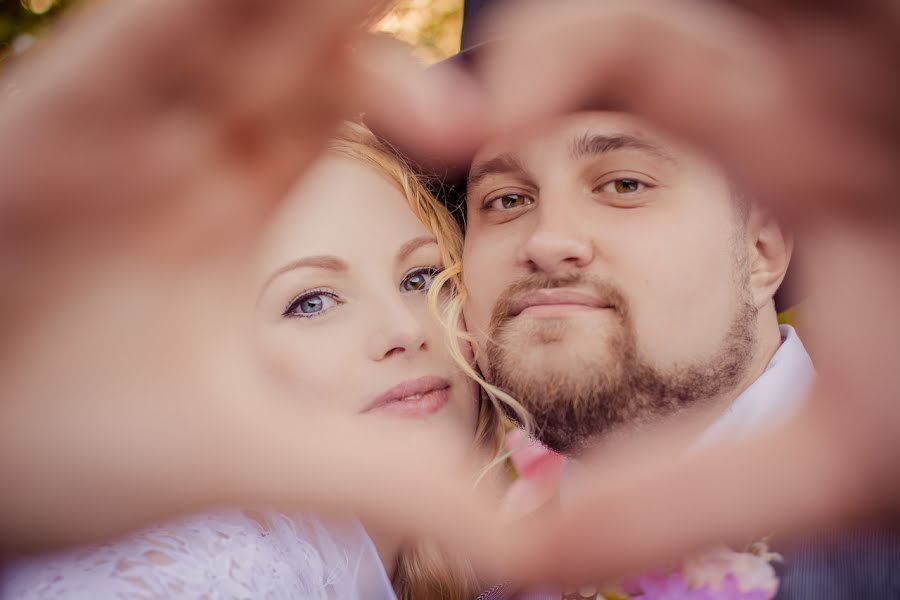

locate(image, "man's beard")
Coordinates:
485 272 758 454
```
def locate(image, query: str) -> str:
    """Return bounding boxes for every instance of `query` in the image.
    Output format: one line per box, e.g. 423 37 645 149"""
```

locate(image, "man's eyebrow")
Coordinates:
396 235 437 263
260 255 347 298
569 132 677 164
467 152 532 190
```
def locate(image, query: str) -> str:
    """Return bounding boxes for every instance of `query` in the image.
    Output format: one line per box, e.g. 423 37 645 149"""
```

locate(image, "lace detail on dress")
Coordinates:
1 509 396 600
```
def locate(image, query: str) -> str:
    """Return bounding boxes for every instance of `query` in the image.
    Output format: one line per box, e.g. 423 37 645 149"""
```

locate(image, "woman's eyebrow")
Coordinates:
396 235 437 263
259 255 348 298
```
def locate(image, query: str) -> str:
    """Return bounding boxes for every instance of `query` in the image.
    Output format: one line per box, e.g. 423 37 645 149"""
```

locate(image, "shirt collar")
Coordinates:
694 324 815 447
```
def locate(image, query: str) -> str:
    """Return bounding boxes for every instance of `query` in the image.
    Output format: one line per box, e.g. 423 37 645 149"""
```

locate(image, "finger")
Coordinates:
214 404 518 578
353 34 489 168
0 0 389 220
525 402 870 585
724 0 900 26
473 0 896 219
798 221 900 492
0 255 263 550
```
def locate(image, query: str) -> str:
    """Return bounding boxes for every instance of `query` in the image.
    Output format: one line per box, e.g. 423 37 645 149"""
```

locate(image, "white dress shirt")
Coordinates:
696 324 815 446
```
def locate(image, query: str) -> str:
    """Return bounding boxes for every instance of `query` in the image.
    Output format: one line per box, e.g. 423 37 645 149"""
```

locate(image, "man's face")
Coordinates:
462 112 758 453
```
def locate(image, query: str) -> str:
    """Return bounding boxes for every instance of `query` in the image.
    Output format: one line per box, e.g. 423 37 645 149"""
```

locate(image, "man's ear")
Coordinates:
747 204 793 310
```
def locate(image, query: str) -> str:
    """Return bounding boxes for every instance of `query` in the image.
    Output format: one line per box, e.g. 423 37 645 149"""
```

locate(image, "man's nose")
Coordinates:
366 295 428 362
520 203 595 275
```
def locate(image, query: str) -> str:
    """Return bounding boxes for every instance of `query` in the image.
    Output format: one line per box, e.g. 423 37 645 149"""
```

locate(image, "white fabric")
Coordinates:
695 324 815 446
1 509 397 600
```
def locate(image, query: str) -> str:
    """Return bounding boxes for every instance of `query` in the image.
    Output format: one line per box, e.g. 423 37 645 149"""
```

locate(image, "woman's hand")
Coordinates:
0 0 495 555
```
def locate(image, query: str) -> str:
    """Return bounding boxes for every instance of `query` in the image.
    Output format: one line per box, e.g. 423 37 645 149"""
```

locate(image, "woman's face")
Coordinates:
256 155 478 441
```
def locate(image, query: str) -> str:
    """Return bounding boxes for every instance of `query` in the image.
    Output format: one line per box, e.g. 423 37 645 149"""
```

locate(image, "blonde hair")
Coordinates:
327 122 531 599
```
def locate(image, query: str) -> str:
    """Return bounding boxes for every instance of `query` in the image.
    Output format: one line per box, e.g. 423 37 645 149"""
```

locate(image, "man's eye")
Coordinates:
401 267 440 293
486 193 535 211
283 290 340 318
600 178 648 194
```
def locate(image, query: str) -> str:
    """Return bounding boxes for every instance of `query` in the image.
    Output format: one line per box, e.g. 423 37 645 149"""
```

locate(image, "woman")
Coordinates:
1 124 525 600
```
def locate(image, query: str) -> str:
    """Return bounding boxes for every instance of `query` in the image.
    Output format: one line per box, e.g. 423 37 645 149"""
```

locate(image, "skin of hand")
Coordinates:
3 0 900 585
0 0 506 559
463 0 900 585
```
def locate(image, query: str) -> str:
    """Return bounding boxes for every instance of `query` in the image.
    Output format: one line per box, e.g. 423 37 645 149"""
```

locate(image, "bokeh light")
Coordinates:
374 0 462 64
21 0 58 16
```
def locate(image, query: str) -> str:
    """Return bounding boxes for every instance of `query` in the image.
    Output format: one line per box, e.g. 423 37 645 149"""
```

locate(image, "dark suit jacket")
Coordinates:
776 528 900 599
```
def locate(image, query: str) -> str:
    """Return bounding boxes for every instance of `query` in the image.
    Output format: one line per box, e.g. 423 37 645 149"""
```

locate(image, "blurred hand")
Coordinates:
4 0 900 584
466 0 900 584
0 0 495 555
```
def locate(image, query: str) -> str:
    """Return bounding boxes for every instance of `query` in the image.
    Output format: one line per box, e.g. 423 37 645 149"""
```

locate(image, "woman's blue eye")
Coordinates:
486 193 534 211
283 291 339 318
401 267 439 293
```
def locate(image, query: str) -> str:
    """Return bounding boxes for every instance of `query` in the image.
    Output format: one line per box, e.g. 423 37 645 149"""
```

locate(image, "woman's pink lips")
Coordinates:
362 375 452 418
370 387 450 418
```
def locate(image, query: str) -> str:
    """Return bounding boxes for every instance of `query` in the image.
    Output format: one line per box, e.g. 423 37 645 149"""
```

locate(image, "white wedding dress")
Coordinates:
1 509 397 599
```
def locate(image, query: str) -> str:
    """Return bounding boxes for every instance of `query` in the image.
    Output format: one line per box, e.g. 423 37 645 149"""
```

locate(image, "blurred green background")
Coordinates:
0 0 463 66
1 0 76 60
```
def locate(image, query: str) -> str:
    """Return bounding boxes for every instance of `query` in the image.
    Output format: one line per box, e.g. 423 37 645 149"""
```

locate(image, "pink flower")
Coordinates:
683 546 779 599
624 572 715 599
625 572 769 600
500 430 562 519
506 429 562 479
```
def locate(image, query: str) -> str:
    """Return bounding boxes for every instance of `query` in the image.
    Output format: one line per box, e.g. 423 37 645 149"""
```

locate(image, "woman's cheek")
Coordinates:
256 329 352 407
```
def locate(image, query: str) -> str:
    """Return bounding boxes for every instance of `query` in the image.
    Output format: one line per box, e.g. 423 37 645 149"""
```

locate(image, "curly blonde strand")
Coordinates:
327 122 531 600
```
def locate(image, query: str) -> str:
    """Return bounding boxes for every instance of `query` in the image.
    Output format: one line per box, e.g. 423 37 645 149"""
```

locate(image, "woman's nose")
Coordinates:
367 296 429 362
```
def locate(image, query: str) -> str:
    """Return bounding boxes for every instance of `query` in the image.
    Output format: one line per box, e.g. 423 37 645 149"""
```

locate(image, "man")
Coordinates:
463 111 803 455
448 1 900 598
462 110 816 599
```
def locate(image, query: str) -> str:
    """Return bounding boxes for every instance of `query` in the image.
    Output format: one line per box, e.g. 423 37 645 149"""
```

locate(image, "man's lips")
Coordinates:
509 288 613 317
362 375 451 417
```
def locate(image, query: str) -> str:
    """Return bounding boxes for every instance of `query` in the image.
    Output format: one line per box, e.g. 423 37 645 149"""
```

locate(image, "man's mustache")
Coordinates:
489 272 628 329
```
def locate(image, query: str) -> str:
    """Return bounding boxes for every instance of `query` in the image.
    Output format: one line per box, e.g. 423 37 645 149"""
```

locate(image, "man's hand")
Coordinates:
467 0 900 584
